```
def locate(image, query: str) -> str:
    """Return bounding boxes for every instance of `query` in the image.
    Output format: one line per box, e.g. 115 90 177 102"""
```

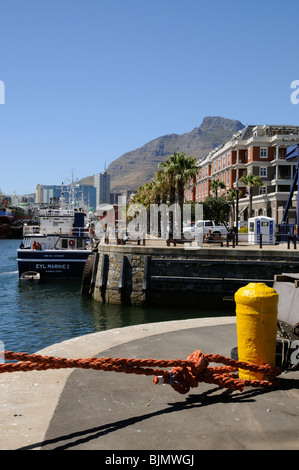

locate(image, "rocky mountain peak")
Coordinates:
80 116 245 191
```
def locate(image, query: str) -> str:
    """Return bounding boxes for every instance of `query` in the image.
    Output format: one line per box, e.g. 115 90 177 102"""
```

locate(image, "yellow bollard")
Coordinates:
235 283 278 381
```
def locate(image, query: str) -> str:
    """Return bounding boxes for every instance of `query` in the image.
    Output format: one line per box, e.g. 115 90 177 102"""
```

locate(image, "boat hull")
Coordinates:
17 249 92 279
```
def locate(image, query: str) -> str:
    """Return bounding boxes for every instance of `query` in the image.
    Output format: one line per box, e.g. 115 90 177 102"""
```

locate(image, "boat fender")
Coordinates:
81 253 95 296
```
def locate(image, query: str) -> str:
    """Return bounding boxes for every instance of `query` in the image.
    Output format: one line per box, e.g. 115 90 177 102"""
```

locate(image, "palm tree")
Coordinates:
150 169 168 237
209 178 226 198
240 173 263 219
140 181 155 233
130 181 154 233
227 188 241 228
159 152 198 237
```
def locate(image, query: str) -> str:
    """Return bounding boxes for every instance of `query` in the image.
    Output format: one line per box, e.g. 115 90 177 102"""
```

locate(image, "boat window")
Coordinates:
77 239 84 249
61 239 68 249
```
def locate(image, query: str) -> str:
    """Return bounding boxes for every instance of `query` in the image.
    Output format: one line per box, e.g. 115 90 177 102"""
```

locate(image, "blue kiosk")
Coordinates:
248 216 275 245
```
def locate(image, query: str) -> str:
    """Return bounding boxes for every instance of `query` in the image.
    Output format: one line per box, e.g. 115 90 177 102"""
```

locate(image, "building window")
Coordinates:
259 186 267 195
260 167 267 178
260 147 268 158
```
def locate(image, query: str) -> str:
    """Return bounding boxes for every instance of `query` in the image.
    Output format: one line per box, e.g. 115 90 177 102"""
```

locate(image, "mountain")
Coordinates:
80 116 245 191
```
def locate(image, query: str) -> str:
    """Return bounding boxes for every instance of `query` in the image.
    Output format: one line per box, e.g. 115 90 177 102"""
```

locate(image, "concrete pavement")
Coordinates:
1 316 299 451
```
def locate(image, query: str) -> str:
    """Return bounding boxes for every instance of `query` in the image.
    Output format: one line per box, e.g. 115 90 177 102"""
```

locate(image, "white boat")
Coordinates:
17 206 93 280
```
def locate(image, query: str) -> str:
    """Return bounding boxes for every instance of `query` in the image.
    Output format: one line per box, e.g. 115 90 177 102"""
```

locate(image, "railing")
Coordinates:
23 225 40 235
276 223 298 242
23 225 90 238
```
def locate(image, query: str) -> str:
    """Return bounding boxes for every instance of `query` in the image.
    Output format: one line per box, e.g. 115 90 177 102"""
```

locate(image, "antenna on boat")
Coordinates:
60 181 66 210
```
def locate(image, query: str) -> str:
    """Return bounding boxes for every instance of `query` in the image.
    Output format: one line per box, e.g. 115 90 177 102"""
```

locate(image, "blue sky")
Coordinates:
1 0 299 195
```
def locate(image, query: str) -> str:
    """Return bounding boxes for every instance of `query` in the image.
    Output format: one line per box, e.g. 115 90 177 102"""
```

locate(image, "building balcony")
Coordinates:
271 178 292 186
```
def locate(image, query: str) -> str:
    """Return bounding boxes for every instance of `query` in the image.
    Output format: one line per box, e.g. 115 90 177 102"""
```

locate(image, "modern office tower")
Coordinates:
35 183 96 209
94 170 110 207
35 184 62 205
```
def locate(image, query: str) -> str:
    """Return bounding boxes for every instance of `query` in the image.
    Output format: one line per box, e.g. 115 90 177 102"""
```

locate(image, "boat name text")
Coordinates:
36 263 70 270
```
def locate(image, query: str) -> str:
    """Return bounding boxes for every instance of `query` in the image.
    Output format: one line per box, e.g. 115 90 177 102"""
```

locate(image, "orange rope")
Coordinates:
0 350 281 394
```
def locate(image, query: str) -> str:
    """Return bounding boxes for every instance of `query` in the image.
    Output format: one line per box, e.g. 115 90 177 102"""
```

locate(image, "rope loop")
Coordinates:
0 349 281 395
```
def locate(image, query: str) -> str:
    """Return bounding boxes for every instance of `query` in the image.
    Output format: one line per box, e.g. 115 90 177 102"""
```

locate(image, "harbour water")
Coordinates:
0 239 235 354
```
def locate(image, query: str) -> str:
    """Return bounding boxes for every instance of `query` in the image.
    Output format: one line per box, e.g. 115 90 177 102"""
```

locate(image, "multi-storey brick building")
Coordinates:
185 124 299 225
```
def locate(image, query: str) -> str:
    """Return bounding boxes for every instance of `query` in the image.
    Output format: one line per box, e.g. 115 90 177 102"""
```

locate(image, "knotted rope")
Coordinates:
0 350 281 394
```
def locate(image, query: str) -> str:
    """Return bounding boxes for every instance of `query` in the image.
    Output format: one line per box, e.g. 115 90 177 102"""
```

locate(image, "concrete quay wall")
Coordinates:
92 244 299 308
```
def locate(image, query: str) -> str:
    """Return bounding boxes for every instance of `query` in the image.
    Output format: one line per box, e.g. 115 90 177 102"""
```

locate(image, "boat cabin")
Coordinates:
21 209 90 250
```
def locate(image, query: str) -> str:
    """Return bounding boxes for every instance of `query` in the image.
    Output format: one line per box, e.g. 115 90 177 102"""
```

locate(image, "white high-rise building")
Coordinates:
94 170 110 207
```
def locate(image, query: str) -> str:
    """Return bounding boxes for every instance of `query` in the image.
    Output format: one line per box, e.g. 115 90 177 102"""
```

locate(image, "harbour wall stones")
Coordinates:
92 245 299 308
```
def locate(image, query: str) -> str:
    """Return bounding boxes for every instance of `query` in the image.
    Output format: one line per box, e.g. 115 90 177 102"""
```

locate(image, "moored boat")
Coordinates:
17 207 93 280
0 211 14 238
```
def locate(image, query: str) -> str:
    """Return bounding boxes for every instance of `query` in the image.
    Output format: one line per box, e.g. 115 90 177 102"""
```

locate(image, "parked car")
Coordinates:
183 220 228 240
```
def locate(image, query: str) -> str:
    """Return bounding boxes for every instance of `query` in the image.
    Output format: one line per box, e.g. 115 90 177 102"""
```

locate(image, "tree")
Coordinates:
209 178 226 198
203 195 230 227
227 188 242 228
130 181 155 233
150 170 168 237
129 152 198 238
159 152 198 237
240 173 263 219
159 157 177 236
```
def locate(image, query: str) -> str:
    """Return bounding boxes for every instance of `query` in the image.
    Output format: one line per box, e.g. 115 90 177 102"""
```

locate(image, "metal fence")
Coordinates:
276 224 298 242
